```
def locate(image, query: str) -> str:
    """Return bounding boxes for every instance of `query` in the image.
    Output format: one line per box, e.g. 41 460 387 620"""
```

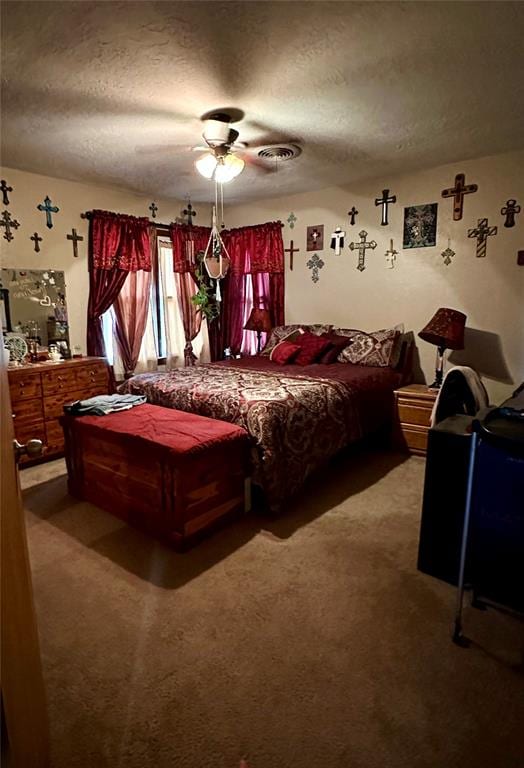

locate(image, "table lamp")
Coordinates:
244 307 272 354
418 307 466 389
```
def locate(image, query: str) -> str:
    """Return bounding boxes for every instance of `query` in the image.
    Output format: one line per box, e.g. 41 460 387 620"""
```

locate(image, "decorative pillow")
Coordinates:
294 332 332 365
270 340 301 365
318 333 352 364
337 328 401 367
261 324 332 356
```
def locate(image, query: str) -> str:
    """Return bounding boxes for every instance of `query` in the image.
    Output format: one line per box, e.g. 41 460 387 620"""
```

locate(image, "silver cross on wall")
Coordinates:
349 230 377 272
307 253 325 283
467 218 497 258
501 199 520 228
375 189 396 226
287 212 297 229
385 239 398 269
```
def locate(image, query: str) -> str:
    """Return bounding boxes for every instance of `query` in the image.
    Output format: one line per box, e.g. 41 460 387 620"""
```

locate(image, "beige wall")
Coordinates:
0 167 210 355
226 151 524 402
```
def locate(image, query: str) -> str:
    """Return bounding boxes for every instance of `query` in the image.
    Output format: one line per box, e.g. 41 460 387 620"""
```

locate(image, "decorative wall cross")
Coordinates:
287 212 297 229
1 210 20 242
467 218 497 258
306 253 324 283
149 202 158 219
67 228 84 258
0 179 12 206
37 195 59 228
441 173 478 221
284 240 299 270
349 230 377 272
30 232 43 252
375 189 396 226
183 202 197 226
385 239 398 269
501 199 520 228
518 250 524 267
348 206 358 226
330 227 345 255
441 238 455 266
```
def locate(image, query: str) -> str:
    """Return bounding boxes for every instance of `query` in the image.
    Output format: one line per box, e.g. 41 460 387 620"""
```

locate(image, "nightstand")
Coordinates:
393 384 438 456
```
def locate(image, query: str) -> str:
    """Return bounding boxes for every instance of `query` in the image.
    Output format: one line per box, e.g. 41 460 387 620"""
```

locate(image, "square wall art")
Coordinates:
403 204 438 249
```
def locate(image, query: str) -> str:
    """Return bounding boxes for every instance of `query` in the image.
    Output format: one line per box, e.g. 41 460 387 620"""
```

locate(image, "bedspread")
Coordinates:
119 359 401 509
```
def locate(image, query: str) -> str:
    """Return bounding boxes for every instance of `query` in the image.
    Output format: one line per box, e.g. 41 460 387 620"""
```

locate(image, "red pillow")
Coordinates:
270 340 302 365
294 331 331 365
318 333 352 364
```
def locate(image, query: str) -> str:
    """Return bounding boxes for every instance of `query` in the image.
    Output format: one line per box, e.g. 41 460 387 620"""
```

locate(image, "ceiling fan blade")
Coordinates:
135 143 192 156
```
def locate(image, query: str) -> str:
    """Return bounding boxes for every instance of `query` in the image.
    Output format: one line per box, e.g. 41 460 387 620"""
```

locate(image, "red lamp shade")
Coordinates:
244 308 272 334
418 308 466 350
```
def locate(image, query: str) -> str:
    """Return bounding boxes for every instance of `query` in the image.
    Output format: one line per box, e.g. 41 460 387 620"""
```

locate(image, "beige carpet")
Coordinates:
22 448 523 768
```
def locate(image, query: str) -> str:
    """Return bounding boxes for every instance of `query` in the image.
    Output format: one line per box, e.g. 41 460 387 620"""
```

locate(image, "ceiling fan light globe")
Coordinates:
214 153 245 183
195 153 217 179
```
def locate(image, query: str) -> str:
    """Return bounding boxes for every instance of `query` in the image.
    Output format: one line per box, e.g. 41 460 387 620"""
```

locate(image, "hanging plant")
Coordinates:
191 250 220 322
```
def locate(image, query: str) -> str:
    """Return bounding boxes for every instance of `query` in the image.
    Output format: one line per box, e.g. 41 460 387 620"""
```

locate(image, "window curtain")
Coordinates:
87 210 151 358
170 223 212 365
221 221 285 355
113 269 152 377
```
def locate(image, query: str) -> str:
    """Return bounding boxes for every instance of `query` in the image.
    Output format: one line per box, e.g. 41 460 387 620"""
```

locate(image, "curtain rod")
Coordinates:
80 212 284 228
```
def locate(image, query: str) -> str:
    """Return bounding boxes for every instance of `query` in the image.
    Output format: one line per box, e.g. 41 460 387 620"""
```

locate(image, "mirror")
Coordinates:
1 268 70 354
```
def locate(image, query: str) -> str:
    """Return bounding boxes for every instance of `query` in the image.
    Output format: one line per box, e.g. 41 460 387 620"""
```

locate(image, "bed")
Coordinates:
118 350 410 510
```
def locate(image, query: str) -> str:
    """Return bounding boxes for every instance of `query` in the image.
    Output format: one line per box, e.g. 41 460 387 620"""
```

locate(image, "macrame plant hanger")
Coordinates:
203 178 230 301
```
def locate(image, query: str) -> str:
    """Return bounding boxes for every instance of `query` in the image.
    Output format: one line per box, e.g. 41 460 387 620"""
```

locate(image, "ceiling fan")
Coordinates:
192 111 301 183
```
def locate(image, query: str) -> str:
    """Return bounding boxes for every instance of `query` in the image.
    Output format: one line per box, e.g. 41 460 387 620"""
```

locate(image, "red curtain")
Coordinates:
113 270 152 377
170 224 211 273
87 211 152 359
222 221 284 274
91 210 152 270
175 272 203 366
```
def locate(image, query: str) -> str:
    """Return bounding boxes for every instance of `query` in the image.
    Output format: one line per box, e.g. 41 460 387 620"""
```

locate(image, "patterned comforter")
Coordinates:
119 357 402 510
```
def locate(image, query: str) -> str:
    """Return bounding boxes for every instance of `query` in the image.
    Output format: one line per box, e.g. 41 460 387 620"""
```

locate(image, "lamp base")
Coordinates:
428 346 446 390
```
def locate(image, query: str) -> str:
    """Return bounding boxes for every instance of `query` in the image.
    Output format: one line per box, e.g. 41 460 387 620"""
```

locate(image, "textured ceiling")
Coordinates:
2 1 524 203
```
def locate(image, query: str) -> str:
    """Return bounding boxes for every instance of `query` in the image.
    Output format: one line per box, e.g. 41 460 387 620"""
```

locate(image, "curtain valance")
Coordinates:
91 210 152 271
170 221 284 275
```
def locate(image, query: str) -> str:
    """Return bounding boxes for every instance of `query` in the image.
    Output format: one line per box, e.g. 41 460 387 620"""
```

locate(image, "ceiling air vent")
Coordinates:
257 144 302 161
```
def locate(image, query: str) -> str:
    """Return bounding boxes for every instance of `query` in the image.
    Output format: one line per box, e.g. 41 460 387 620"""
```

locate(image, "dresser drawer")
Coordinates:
45 418 65 454
75 363 109 390
44 390 84 419
401 426 429 455
9 373 42 402
397 401 432 428
41 368 78 395
12 397 44 425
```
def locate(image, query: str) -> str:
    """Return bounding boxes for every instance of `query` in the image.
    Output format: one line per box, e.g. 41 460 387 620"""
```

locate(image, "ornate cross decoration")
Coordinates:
0 179 13 206
349 230 377 272
30 232 43 252
441 238 455 266
375 189 396 226
348 206 358 226
1 210 20 242
149 202 158 219
183 202 197 226
441 173 477 221
306 253 324 283
287 212 297 229
501 198 520 228
467 218 497 258
37 195 59 228
385 239 398 269
67 228 84 258
285 240 299 271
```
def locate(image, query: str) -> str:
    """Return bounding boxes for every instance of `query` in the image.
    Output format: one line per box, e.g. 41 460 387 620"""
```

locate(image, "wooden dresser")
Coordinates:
393 384 438 456
8 357 111 465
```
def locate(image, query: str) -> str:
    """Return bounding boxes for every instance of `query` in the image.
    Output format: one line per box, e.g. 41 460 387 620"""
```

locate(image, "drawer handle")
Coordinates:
19 382 25 387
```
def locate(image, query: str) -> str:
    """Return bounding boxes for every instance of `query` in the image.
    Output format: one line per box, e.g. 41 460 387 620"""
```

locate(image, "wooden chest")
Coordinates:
61 403 250 550
8 358 110 464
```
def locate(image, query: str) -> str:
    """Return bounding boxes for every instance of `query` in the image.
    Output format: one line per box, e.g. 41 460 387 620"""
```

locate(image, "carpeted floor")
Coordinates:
22 448 523 768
